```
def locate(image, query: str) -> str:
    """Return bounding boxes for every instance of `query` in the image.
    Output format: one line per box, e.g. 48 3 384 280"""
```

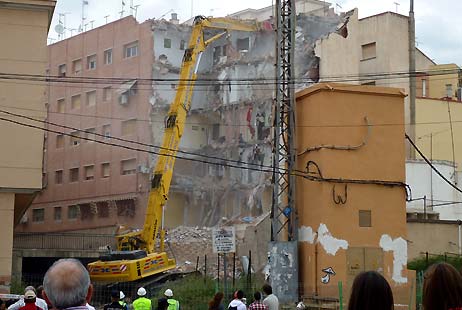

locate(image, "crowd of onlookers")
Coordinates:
1 259 462 310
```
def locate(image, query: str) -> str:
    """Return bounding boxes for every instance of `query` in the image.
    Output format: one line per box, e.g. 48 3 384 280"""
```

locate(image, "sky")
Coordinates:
49 0 462 65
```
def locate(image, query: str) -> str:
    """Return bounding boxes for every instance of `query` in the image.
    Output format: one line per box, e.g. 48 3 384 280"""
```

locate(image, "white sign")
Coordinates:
212 226 236 254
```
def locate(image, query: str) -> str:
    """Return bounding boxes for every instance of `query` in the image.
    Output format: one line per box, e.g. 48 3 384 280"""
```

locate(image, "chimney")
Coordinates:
170 13 179 24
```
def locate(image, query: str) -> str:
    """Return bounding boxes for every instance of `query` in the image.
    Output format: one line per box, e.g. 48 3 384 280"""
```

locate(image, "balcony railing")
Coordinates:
13 232 116 251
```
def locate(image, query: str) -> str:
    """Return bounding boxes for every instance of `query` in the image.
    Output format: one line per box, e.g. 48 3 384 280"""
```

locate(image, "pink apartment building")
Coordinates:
16 17 154 232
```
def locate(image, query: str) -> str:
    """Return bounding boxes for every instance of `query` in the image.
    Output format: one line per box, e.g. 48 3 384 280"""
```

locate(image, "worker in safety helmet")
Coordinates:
133 288 151 310
119 291 128 310
164 289 179 310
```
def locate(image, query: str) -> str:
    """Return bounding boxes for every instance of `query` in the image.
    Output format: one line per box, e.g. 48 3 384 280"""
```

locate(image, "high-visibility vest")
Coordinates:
167 299 179 310
133 297 151 310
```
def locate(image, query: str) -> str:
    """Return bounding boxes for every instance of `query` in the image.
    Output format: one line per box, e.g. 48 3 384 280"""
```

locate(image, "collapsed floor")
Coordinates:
148 11 350 232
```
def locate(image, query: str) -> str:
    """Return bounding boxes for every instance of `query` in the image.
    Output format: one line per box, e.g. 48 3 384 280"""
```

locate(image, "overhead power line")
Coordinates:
0 108 282 172
0 67 460 87
406 134 462 194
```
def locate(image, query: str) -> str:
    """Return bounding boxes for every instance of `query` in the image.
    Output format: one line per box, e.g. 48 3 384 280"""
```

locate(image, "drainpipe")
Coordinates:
409 0 416 158
458 220 461 256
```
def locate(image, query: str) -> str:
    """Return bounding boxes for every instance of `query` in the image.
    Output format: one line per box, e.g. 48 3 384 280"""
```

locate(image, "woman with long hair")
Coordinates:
348 271 394 310
423 262 462 310
208 292 225 310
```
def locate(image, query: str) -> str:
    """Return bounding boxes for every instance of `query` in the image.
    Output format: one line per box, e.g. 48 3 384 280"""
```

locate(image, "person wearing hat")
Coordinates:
118 292 128 310
164 289 179 310
103 290 125 310
132 288 151 310
18 290 42 310
8 286 47 310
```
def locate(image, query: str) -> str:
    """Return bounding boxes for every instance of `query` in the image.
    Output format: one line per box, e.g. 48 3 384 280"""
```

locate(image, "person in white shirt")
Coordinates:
228 290 247 310
262 284 279 310
8 286 48 310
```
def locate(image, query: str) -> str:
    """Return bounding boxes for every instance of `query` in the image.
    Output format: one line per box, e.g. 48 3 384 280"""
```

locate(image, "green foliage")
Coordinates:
151 273 266 310
408 254 462 273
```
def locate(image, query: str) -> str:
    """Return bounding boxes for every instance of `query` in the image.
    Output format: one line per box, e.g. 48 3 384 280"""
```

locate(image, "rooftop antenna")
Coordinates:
335 3 342 13
394 1 400 13
81 0 89 33
90 20 95 29
130 0 134 16
158 9 174 20
133 5 140 18
120 0 125 18
69 28 77 36
104 15 110 24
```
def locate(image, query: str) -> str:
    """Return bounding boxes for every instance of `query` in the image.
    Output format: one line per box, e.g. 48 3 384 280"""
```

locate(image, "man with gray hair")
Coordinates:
42 259 93 310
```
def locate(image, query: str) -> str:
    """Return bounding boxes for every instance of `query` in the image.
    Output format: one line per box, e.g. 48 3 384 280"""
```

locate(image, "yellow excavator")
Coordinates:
88 16 260 283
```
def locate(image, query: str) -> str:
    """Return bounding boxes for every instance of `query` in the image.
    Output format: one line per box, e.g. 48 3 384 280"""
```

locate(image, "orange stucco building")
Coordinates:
296 83 414 307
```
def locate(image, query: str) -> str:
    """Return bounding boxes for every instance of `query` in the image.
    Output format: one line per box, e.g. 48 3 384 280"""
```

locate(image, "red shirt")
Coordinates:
248 301 268 310
19 303 43 310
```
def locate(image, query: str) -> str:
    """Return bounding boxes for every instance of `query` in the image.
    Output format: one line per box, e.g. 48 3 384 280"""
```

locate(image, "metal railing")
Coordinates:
13 232 116 251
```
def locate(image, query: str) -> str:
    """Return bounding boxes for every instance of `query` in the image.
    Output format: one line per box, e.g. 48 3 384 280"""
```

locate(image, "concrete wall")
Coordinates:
406 160 462 220
415 97 462 173
0 0 55 292
407 219 462 261
296 83 412 306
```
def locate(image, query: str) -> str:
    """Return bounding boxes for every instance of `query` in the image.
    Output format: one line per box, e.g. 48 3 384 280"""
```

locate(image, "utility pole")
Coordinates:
270 0 298 304
409 0 416 158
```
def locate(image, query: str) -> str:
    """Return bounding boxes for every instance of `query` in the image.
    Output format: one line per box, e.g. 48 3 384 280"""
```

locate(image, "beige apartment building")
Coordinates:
0 0 55 292
315 9 436 155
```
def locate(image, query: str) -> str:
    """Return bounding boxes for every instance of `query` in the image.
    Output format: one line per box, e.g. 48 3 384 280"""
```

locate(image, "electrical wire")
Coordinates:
0 108 284 172
406 134 462 194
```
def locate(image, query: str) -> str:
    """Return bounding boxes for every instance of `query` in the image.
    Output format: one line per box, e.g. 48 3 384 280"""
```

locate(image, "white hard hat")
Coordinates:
120 291 125 299
137 287 146 296
164 289 173 297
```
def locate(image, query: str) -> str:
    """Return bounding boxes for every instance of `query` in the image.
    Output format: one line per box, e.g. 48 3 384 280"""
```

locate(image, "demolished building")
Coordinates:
15 9 350 276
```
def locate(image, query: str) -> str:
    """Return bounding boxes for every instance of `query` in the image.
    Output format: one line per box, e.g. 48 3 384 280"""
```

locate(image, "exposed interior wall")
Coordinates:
149 13 349 228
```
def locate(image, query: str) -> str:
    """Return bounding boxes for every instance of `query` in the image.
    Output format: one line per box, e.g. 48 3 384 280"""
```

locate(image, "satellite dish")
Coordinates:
55 24 64 34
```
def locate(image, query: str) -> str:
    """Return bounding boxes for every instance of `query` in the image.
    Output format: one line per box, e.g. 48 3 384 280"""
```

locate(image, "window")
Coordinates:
180 40 186 50
69 167 79 182
103 87 112 101
84 128 96 142
212 124 220 140
68 205 79 220
422 79 427 97
55 170 63 184
84 165 95 180
102 124 111 139
57 98 65 113
446 84 453 98
72 59 82 74
87 54 97 70
361 42 376 60
361 81 376 86
121 158 137 175
121 119 136 136
32 208 45 222
56 134 64 148
86 90 96 106
70 131 81 146
164 38 171 48
71 94 81 110
54 207 62 221
359 210 372 227
58 64 66 77
104 49 113 65
237 38 250 51
124 41 138 58
101 162 110 178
